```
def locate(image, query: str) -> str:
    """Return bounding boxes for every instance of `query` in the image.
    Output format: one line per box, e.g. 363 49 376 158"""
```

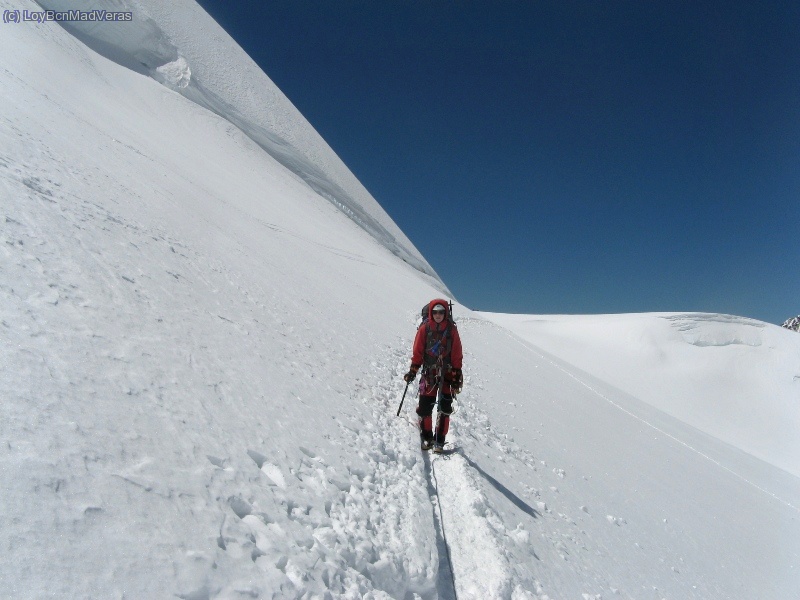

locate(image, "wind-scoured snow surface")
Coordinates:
32 0 445 288
2 1 800 598
482 312 800 479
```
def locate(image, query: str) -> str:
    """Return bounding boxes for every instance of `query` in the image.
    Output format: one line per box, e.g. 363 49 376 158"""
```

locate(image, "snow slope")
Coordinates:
33 0 444 285
482 312 800 478
2 1 799 598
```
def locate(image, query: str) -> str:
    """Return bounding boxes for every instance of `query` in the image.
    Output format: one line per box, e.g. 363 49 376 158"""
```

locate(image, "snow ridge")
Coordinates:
665 312 764 347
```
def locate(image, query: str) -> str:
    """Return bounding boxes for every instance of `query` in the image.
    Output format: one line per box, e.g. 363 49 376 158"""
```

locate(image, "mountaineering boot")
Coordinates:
418 416 434 451
434 412 449 452
420 427 434 451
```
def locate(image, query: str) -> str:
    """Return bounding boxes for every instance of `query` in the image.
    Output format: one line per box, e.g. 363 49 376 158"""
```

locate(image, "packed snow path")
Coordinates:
296 332 543 600
375 336 540 600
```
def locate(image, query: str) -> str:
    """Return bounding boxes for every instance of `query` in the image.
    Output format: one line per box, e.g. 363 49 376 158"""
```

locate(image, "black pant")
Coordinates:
416 394 453 417
416 394 453 444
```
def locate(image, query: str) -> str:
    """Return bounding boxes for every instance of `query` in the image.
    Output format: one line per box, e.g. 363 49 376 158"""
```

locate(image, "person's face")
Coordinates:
432 308 445 323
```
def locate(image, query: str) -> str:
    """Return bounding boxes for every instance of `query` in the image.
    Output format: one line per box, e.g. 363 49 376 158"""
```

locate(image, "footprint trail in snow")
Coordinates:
372 329 540 600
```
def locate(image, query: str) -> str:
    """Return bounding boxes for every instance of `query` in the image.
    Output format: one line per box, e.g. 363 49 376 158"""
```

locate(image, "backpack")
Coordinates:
420 300 455 325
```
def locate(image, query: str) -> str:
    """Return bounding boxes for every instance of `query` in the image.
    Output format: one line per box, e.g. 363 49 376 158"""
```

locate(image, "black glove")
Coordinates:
445 368 463 392
404 365 420 383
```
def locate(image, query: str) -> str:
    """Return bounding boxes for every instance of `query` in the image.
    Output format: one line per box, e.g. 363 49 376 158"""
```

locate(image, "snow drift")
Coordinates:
2 0 799 598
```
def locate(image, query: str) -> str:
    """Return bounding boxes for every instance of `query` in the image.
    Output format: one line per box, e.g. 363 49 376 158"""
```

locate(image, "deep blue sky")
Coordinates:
197 1 798 324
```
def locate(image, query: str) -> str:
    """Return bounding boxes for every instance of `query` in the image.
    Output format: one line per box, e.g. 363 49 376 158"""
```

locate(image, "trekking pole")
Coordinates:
396 380 411 417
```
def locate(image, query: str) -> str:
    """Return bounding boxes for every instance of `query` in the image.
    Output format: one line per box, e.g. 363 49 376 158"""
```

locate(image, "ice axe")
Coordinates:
396 380 411 416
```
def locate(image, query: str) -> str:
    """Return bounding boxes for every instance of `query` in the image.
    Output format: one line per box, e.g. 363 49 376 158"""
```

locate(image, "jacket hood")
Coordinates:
427 298 450 321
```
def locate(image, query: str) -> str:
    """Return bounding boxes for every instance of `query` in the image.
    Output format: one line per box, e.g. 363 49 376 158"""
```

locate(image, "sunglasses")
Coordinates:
432 309 446 315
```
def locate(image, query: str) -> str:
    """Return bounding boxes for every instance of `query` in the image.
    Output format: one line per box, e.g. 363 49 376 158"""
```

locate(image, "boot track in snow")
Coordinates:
380 329 537 599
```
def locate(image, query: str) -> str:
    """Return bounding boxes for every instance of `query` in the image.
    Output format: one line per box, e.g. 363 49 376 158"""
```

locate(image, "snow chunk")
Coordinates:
261 463 287 488
154 55 191 89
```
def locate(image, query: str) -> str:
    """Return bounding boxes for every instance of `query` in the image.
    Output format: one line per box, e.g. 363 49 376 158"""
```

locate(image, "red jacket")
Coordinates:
411 299 463 369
